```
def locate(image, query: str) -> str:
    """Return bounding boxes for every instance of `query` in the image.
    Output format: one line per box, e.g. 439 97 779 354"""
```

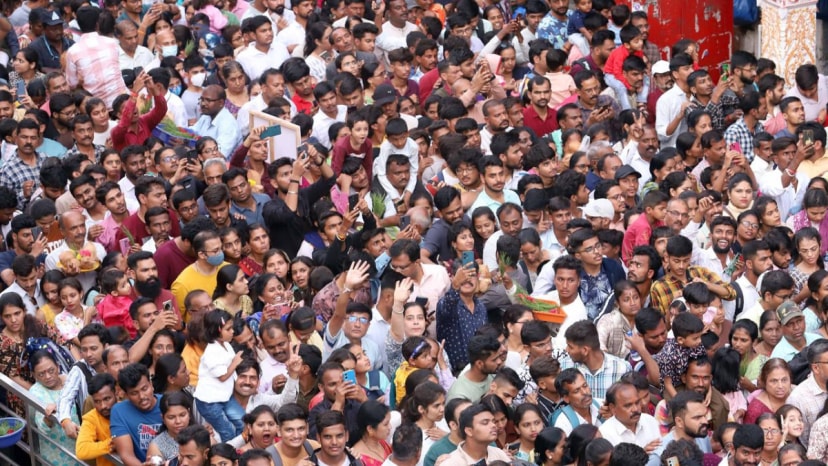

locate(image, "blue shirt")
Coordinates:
37 138 68 158
230 192 270 225
191 107 242 159
109 395 162 463
537 11 571 49
567 9 587 35
437 287 488 373
29 35 74 70
770 332 822 362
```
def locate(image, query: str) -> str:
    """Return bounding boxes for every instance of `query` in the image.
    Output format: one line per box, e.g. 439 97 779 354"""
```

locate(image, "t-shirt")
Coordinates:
154 239 195 289
109 395 162 463
424 435 459 466
446 374 494 402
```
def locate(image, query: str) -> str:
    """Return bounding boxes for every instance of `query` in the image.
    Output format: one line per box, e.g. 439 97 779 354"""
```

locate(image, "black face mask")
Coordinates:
135 276 162 300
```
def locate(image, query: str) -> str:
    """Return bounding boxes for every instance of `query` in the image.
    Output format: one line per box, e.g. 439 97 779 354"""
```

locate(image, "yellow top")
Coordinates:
182 342 205 387
171 262 225 322
394 360 419 406
76 407 114 466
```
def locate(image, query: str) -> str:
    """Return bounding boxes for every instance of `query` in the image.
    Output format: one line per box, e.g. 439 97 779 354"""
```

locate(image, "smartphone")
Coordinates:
399 214 411 230
703 306 717 325
342 369 357 384
804 129 815 146
16 80 25 101
516 13 525 22
507 442 520 452
415 296 429 308
729 141 742 153
461 250 475 266
30 226 42 240
184 149 199 161
721 62 730 76
260 125 282 139
163 300 173 313
666 457 680 466
348 194 360 211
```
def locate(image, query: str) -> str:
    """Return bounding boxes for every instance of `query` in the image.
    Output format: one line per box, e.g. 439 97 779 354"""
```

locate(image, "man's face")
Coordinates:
781 316 806 344
261 328 290 363
549 0 568 15
767 80 785 106
16 270 37 294
200 89 225 118
60 214 87 247
386 161 411 192
559 108 583 130
562 375 592 409
598 154 621 180
734 63 757 85
320 367 343 400
132 257 159 284
291 75 314 98
554 268 580 302
124 154 147 180
483 165 505 193
783 101 806 125
227 175 253 205
105 347 129 378
0 100 14 119
207 202 231 227
747 248 773 277
529 82 551 108
624 69 645 92
711 224 735 254
343 312 371 340
80 335 105 368
234 367 260 397
44 23 64 42
91 385 117 418
577 77 602 107
642 319 668 353
630 16 649 41
48 75 70 95
142 185 168 210
679 401 710 438
319 424 348 459
147 213 171 242
665 200 690 233
627 254 652 284
119 25 139 54
467 411 499 444
125 375 156 411
667 253 691 280
440 197 465 224
682 361 712 395
691 74 714 97
16 128 38 156
317 91 338 117
673 65 695 85
56 105 79 128
72 183 98 211
499 210 523 237
653 72 674 91
14 228 36 254
485 104 510 131
507 103 524 127
279 419 309 449
609 385 641 430
331 28 354 52
178 440 208 466
639 128 659 159
618 175 639 199
732 445 762 466
594 39 615 63
416 48 438 72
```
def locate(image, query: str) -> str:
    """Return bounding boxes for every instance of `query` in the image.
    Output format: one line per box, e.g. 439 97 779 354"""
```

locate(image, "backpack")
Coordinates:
548 400 602 429
365 370 385 402
266 440 315 466
788 342 825 385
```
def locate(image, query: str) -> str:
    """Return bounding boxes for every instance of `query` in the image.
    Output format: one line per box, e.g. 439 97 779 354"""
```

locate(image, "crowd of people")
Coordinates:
0 0 828 465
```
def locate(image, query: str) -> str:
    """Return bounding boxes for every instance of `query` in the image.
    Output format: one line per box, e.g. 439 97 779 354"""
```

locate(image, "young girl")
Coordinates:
347 343 391 403
394 336 435 406
712 346 747 423
290 257 314 304
36 270 65 326
776 404 805 447
54 278 96 358
193 309 244 443
219 227 244 265
96 268 137 338
213 264 253 317
510 404 545 462
402 381 447 458
534 426 566 466
471 207 498 259
805 270 828 332
264 249 291 287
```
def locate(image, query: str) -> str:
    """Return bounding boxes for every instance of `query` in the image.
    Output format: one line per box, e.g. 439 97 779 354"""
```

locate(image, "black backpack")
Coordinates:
787 341 828 385
267 441 315 466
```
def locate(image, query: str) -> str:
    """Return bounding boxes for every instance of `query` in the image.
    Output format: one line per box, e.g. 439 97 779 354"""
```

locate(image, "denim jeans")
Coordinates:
225 396 246 435
196 399 237 442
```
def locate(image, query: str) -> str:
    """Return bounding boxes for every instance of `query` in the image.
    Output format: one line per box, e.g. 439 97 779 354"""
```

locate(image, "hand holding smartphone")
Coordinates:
342 369 357 385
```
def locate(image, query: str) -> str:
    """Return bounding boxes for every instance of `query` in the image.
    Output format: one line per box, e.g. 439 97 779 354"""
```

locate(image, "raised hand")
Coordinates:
394 277 414 303
344 261 371 290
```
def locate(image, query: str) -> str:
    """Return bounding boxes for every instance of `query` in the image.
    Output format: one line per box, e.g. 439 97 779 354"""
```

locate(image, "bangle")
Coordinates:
289 179 300 184
287 190 298 194
337 233 347 241
342 287 353 294
785 168 796 177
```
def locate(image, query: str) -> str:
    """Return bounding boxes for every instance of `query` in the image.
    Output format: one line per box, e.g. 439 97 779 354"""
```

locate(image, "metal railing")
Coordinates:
0 372 124 466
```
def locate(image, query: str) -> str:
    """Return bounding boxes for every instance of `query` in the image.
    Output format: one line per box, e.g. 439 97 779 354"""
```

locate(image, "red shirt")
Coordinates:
115 208 182 246
110 94 168 153
154 238 195 289
523 104 559 137
331 135 373 181
292 94 314 115
622 213 663 266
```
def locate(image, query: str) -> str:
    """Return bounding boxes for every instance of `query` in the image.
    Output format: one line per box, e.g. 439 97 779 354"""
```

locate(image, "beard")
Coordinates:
712 241 731 254
135 277 162 299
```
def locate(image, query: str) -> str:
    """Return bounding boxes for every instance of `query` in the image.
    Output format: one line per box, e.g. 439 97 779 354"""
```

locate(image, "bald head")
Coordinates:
60 211 87 248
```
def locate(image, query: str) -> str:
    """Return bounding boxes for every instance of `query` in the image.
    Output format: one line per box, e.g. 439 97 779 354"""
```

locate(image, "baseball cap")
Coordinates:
373 83 398 106
614 165 642 181
406 0 422 9
652 60 670 75
776 300 804 325
43 10 63 27
583 199 614 219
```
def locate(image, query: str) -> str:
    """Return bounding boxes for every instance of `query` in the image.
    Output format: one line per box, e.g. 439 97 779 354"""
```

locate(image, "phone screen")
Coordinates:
31 227 42 240
400 215 411 230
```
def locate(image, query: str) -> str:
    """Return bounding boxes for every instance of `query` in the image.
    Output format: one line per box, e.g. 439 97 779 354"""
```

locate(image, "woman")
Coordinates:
471 207 498 259
335 51 361 78
755 196 782 239
641 148 683 197
28 350 79 466
534 426 566 466
511 404 544 461
481 394 510 448
208 443 239 465
36 270 65 326
147 391 197 461
288 306 324 350
0 294 64 415
239 405 278 453
787 188 828 251
686 109 713 135
730 320 767 392
153 352 191 394
305 22 334 83
221 61 249 118
402 382 448 458
504 305 534 369
99 149 123 181
248 273 292 334
755 310 782 357
595 280 641 359
264 249 291 287
239 224 271 277
213 264 253 317
361 61 386 104
744 358 792 424
219 227 244 266
723 174 755 219
562 424 599 466
351 401 392 466
791 227 823 304
676 132 703 172
734 210 761 254
569 152 590 176
804 270 828 332
496 45 521 97
713 346 748 423
290 257 314 303
658 171 695 199
10 48 43 96
197 136 221 160
756 413 783 466
143 15 174 51
517 228 551 293
148 329 176 381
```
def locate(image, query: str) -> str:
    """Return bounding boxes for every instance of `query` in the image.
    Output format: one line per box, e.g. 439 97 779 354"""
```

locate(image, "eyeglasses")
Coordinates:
59 108 78 118
202 146 219 155
610 194 626 201
456 166 476 175
390 262 414 273
774 293 794 300
740 221 759 229
578 244 601 254
346 315 369 325
161 156 178 163
668 210 690 220
763 428 781 436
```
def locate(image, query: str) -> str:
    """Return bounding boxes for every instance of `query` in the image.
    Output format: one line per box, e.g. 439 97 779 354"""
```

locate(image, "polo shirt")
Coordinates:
599 413 661 446
523 104 558 137
770 332 822 362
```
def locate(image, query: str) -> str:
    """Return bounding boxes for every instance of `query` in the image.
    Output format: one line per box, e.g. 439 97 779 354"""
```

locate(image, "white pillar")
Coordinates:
760 0 818 85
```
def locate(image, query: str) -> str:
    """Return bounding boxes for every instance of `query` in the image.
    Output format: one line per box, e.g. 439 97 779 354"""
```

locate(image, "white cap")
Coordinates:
652 60 670 75
583 199 615 219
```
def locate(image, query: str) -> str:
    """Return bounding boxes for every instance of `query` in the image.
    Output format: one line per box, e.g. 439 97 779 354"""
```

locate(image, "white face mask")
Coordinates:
161 44 178 57
189 72 206 88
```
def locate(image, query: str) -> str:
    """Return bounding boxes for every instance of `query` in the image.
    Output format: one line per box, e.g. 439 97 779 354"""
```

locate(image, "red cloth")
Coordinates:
114 208 181 246
292 94 314 115
110 94 168 153
97 294 137 338
523 105 558 136
418 68 441 106
604 46 644 89
621 212 663 266
646 87 665 125
331 135 373 180
228 144 274 197
154 239 195 289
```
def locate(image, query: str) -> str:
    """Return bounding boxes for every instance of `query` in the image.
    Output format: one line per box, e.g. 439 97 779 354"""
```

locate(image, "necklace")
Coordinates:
2 327 22 343
363 439 386 459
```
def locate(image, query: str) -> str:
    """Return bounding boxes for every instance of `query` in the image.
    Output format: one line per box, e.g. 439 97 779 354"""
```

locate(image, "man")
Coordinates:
375 0 419 65
326 263 384 371
786 63 828 122
447 335 502 402
227 354 301 433
569 29 615 81
522 76 558 137
64 6 128 107
552 368 602 434
685 69 727 131
110 363 162 465
480 99 511 156
655 356 729 433
568 228 625 320
770 300 823 362
308 362 364 442
727 424 764 466
421 186 466 263
599 381 660 447
535 255 587 344
117 146 148 212
382 423 423 466
171 230 226 321
69 176 107 234
125 297 180 364
443 403 512 464
58 323 110 440
390 239 450 327
573 70 618 133
269 402 320 464
66 115 105 162
170 425 212 466
222 168 270 225
647 391 712 466
258 319 293 394
202 184 249 233
29 10 72 71
45 211 106 292
656 53 694 147
699 216 739 282
127 250 182 321
629 12 660 66
537 0 570 49
237 68 286 136
191 85 242 157
307 411 362 466
731 240 771 318
560 320 632 400
424 398 472 466
147 67 187 129
276 0 313 52
76 373 118 466
312 82 348 149
0 254 43 314
0 214 46 286
759 73 787 135
761 137 809 219
774 96 806 139
0 118 44 210
737 269 795 326
724 91 768 162
787 338 828 447
627 245 660 307
115 21 153 70
794 123 828 180
312 253 374 323
237 16 290 82
468 156 522 223
116 176 181 248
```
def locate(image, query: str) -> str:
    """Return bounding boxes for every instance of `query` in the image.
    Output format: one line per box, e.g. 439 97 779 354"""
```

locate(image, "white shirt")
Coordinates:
0 280 44 315
751 156 774 180
365 307 391 356
164 90 188 128
655 84 689 147
599 413 661 447
237 94 268 137
375 22 419 65
553 403 601 435
193 341 237 402
312 105 347 149
236 42 291 82
258 354 288 394
118 45 154 70
536 290 587 349
118 177 140 213
786 75 828 122
733 274 760 321
759 168 808 223
276 21 305 48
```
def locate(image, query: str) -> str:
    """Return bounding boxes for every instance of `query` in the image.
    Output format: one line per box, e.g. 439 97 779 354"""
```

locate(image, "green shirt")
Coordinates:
447 374 493 403
424 436 458 466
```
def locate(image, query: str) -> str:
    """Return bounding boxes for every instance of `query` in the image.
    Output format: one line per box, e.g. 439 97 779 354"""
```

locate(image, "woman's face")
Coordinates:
43 282 60 306
163 405 191 437
729 181 754 209
318 27 334 52
572 156 590 175
13 51 34 74
693 114 712 135
60 286 81 312
420 395 446 422
261 277 287 305
230 270 249 296
231 30 244 49
486 9 504 31
369 63 386 88
266 252 289 279
516 410 544 443
655 156 678 181
763 367 791 400
671 178 695 198
349 345 372 373
688 136 703 158
452 228 475 254
499 47 516 74
249 228 271 256
798 237 821 267
737 215 759 241
730 328 754 356
492 411 508 435
549 437 566 465
403 305 426 336
783 410 804 438
807 206 828 225
399 98 416 116
226 70 246 94
761 319 782 346
520 241 543 265
371 412 392 441
172 360 190 389
155 19 173 35
762 202 781 227
506 311 533 342
250 413 277 447
221 232 243 261
617 288 641 318
291 261 311 289
759 418 782 451
33 357 60 389
151 335 175 362
103 153 122 179
474 216 496 240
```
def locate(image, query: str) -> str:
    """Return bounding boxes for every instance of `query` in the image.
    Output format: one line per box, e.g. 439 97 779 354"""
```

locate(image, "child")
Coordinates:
394 336 435 406
683 282 727 347
193 309 244 443
603 24 650 110
621 190 668 265
375 117 419 204
510 404 545 462
567 0 595 44
567 12 608 62
332 110 373 181
544 49 577 108
96 268 138 339
346 342 391 403
777 405 805 446
54 277 97 359
712 346 748 423
653 312 706 398
530 356 563 426
608 4 631 46
598 229 623 265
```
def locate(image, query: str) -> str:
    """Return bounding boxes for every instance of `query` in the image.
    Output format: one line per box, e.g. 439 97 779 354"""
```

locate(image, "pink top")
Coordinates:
545 71 577 108
199 5 228 34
